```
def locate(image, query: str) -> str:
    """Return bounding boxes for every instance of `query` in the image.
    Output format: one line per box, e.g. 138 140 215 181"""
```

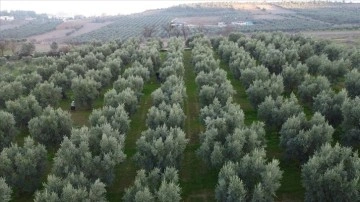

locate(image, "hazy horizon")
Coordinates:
0 1 206 17
1 0 359 17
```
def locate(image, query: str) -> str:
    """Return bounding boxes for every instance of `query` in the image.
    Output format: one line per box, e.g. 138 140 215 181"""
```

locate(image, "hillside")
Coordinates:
1 2 360 47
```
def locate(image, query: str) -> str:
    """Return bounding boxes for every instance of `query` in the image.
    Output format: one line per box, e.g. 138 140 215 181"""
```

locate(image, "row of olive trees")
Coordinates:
32 39 150 201
191 36 283 201
0 38 149 201
216 32 360 201
32 37 164 201
125 38 186 202
218 34 333 160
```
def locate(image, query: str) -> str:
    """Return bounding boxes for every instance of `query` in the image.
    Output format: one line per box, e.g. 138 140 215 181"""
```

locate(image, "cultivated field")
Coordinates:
1 32 360 201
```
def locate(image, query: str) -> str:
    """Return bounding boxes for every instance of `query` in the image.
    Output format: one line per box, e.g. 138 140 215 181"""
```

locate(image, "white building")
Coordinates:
0 16 15 21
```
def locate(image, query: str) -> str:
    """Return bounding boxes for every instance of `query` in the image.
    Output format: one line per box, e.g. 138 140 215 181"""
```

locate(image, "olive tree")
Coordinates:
215 149 283 202
0 81 25 108
85 68 112 87
313 89 347 126
199 82 235 107
302 143 360 202
52 125 125 184
298 75 331 103
146 102 185 130
0 137 47 193
71 76 101 109
195 68 228 89
198 120 265 168
151 76 186 107
305 54 327 75
246 74 284 109
281 63 308 92
5 95 42 127
0 177 12 202
49 71 72 98
105 58 123 79
240 65 270 89
123 167 181 202
89 105 130 135
123 61 150 81
134 125 188 171
341 96 360 144
261 48 286 74
229 48 256 79
323 43 344 61
31 81 62 108
15 72 42 94
345 69 360 98
28 106 72 147
319 58 350 83
113 75 144 96
104 88 138 115
36 64 56 81
280 112 334 162
258 94 303 129
34 173 107 202
0 111 16 151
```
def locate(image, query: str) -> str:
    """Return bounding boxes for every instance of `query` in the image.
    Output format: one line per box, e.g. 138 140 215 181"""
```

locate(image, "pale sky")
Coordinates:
0 1 208 16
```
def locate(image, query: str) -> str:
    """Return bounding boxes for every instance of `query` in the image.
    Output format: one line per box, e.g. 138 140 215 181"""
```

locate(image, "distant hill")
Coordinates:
1 2 360 44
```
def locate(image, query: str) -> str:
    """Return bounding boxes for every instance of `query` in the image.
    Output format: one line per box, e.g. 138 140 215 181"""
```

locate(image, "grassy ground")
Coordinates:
180 50 218 202
216 52 304 202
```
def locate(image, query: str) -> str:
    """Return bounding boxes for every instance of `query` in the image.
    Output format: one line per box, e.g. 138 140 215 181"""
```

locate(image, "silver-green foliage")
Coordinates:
31 81 62 108
104 88 138 115
260 48 286 74
146 102 185 130
151 76 186 107
345 69 360 98
123 61 150 81
49 71 72 98
319 58 350 83
0 177 12 202
246 74 284 109
240 65 270 89
302 143 360 202
71 76 101 109
89 105 130 135
52 125 125 184
0 81 25 108
281 63 308 92
0 111 16 151
229 47 256 80
34 172 107 202
298 74 331 103
134 125 188 171
85 68 112 87
199 81 235 107
216 149 283 202
258 94 303 129
160 57 184 80
195 68 227 89
280 112 333 162
28 106 72 147
341 96 360 143
198 119 265 168
113 75 144 96
123 167 181 202
5 94 42 127
313 89 347 126
0 137 47 193
15 71 42 94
